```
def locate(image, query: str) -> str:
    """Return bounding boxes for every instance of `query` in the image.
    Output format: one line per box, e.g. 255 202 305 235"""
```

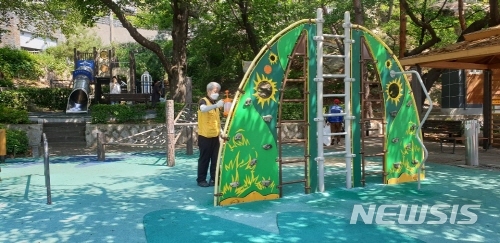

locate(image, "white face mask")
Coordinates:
210 93 219 100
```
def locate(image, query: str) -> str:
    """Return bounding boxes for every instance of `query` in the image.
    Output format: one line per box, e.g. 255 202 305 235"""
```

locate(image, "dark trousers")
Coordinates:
197 135 219 183
330 122 342 143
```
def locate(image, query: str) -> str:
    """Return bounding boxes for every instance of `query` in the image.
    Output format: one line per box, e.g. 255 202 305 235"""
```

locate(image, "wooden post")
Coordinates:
186 77 192 103
129 51 136 93
187 126 193 155
166 100 175 166
97 133 105 161
185 78 194 154
0 129 6 163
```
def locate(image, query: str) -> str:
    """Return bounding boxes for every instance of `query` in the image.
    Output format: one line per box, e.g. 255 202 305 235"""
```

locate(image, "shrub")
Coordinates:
90 104 148 124
0 47 42 80
0 90 29 110
5 129 29 156
19 87 71 111
0 106 30 124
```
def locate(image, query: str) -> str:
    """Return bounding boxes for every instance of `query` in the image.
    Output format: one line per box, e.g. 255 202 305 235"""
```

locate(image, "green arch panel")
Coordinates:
215 21 316 206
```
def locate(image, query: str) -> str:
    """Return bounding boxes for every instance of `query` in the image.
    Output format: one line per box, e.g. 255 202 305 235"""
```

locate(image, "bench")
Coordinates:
439 137 489 154
421 120 463 138
421 120 488 153
104 93 150 105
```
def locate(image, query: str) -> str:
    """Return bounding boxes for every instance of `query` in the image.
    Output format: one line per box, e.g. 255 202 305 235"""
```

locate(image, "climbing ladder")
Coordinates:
314 10 354 191
277 32 311 197
359 51 387 186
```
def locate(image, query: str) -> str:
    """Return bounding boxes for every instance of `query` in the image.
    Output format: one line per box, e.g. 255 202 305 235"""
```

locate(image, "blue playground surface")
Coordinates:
1 148 499 243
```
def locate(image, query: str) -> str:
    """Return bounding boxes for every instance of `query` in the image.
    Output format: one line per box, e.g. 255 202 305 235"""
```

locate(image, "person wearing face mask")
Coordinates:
196 82 224 187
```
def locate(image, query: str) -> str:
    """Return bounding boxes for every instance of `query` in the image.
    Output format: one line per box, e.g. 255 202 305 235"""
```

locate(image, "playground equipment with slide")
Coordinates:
65 49 140 113
214 10 432 206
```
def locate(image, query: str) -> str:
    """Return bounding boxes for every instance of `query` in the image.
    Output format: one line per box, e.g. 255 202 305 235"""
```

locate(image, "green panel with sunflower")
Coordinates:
361 30 425 184
216 22 309 206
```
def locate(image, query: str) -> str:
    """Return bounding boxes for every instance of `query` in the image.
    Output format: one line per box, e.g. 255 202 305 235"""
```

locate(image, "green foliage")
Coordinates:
0 47 42 80
0 88 70 111
0 90 29 110
6 129 29 155
20 87 71 111
90 104 148 124
281 103 304 120
0 106 30 124
0 79 14 87
45 31 103 64
114 42 167 85
154 102 186 123
90 104 109 124
281 86 305 120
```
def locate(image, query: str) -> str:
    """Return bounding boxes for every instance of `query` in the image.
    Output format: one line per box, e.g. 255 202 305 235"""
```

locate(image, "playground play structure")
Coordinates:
214 10 433 206
65 48 145 113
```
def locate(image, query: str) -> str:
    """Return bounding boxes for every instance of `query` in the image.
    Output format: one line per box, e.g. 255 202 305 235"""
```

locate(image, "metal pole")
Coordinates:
315 8 326 192
343 11 353 189
43 133 52 205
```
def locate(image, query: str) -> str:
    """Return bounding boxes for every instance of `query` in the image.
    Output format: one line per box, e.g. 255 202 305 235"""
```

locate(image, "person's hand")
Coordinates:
216 100 224 108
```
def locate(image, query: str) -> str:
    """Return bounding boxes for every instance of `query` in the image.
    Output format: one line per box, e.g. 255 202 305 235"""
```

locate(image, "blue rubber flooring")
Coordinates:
0 148 499 243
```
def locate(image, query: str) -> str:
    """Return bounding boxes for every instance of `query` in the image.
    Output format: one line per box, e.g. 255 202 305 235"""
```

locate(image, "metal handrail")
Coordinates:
43 133 52 205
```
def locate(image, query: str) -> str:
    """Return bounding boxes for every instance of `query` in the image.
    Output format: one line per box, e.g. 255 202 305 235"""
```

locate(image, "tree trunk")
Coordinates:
490 0 500 26
101 0 190 103
399 0 406 58
170 0 189 103
458 0 466 31
234 0 260 55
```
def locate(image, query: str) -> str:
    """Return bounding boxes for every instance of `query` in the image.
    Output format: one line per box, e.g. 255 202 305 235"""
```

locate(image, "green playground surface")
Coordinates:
0 147 499 243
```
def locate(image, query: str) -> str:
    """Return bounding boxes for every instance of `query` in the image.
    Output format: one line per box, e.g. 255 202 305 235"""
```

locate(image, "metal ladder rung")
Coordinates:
363 81 381 84
280 158 307 164
324 112 347 117
285 78 306 82
282 99 306 102
279 120 308 123
323 74 346 79
323 34 345 38
324 54 345 59
294 52 306 56
324 151 347 156
280 139 307 144
327 170 347 175
365 171 385 175
324 94 346 98
280 179 307 186
360 118 384 121
324 132 347 136
363 99 383 102
363 153 385 157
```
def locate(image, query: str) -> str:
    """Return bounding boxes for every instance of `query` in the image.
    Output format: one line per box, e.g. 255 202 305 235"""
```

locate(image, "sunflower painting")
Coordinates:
215 21 316 206
358 29 425 184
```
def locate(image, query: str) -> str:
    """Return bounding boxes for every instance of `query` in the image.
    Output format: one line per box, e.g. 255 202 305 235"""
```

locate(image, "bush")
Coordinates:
0 90 29 110
0 79 14 87
90 104 148 124
0 87 71 111
0 47 42 80
19 87 71 111
0 106 30 124
5 129 29 156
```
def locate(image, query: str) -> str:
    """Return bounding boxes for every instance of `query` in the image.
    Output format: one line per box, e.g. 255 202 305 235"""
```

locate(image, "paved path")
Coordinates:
1 138 498 242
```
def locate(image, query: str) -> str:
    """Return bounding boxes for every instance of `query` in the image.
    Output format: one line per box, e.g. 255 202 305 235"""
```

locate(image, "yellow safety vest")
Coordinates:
197 97 221 138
